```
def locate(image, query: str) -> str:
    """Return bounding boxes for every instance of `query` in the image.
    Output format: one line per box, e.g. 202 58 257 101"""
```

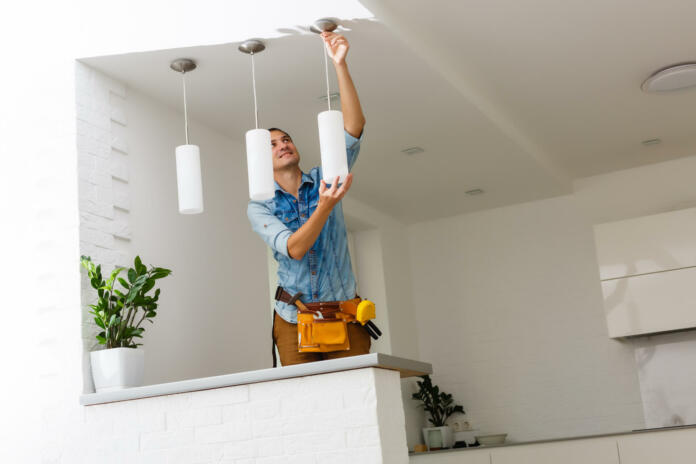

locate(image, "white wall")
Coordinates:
3 2 371 462
344 198 420 360
353 229 392 355
344 198 424 449
2 3 81 461
406 195 645 442
76 64 273 387
573 154 696 225
401 153 696 444
574 155 696 428
124 86 272 382
76 63 133 393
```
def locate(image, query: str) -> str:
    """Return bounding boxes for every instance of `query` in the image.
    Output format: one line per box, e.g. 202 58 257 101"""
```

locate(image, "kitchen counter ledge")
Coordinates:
409 423 696 457
80 352 432 406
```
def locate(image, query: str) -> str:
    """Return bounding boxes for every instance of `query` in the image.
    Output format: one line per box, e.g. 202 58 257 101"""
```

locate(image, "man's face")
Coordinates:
270 130 300 171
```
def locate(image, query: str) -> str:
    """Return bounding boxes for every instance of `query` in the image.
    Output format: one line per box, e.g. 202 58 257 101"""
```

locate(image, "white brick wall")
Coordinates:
68 368 408 464
76 63 133 393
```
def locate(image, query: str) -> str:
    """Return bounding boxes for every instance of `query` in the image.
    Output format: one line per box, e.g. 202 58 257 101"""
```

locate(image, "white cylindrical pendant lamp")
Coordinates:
246 128 275 201
239 40 274 201
170 58 203 215
318 110 348 184
175 144 204 214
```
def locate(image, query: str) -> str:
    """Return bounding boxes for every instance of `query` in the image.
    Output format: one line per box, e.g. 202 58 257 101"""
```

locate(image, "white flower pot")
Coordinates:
90 347 144 392
422 426 454 450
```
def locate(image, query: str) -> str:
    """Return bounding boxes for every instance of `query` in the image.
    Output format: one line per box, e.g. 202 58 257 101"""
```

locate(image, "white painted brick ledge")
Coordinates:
75 356 426 464
81 353 431 406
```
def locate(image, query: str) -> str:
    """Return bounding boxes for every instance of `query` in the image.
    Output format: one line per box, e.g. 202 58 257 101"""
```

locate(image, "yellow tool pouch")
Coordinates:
274 286 380 355
297 311 350 353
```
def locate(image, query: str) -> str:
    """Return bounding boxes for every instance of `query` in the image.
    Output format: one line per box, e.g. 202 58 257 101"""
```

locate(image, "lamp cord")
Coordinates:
323 38 331 111
251 52 259 129
182 72 190 145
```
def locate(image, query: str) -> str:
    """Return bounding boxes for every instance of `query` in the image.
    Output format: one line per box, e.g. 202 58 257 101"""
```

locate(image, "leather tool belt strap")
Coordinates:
274 287 382 355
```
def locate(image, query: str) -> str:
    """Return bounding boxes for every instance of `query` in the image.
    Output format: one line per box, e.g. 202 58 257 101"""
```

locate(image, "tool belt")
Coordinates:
275 287 382 354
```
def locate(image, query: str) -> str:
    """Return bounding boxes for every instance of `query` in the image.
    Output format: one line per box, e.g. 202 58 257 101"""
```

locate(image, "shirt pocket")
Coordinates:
276 208 299 231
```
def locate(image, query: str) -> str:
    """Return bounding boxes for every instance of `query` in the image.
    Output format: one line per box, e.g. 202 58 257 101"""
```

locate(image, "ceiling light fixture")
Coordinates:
311 18 349 184
401 146 425 155
641 138 662 146
318 92 341 103
642 63 696 92
170 58 204 214
239 39 274 201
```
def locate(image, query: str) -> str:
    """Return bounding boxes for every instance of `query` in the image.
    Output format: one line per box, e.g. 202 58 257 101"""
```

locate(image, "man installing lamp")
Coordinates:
247 31 379 366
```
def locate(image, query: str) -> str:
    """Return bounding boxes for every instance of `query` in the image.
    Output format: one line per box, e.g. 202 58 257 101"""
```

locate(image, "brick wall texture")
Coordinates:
76 63 133 392
67 368 408 464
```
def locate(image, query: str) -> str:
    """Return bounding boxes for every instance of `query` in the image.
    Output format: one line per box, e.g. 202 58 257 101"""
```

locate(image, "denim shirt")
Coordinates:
247 130 364 323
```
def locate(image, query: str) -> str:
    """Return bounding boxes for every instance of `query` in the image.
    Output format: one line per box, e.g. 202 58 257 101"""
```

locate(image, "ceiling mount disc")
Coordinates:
170 58 197 73
238 39 266 54
310 18 338 34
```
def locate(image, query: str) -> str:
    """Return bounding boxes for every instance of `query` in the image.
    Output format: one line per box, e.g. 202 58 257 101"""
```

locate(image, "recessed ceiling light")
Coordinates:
318 92 340 103
401 146 424 155
642 63 696 92
465 188 484 196
641 138 661 146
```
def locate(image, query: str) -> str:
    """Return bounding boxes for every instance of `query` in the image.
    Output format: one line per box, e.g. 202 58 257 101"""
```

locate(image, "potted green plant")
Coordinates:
81 255 171 392
412 375 465 450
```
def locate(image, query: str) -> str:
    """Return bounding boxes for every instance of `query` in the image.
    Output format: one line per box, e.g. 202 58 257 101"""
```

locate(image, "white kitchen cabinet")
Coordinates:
617 429 696 464
489 437 619 464
410 448 490 464
593 206 696 337
601 266 696 337
409 427 696 463
594 207 696 280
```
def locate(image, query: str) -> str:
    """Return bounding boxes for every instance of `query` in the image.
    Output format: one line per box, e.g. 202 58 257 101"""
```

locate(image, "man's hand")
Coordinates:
322 31 349 66
321 31 365 137
318 174 353 211
287 174 354 260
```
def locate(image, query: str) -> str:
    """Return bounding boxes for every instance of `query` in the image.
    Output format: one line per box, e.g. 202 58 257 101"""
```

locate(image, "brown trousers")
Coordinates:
273 311 371 366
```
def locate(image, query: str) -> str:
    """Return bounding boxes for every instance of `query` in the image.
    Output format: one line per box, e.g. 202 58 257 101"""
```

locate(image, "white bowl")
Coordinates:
476 433 507 446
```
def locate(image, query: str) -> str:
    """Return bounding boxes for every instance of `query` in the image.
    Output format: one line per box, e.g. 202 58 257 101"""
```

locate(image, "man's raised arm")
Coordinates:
322 31 365 138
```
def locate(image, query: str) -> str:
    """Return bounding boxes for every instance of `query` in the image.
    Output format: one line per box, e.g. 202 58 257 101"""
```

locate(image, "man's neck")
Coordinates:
274 167 302 199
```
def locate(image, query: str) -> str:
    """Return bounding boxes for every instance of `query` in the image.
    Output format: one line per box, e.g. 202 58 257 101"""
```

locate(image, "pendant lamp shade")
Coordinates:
318 110 348 184
175 144 204 214
311 18 348 185
246 128 275 201
239 39 274 201
170 58 203 215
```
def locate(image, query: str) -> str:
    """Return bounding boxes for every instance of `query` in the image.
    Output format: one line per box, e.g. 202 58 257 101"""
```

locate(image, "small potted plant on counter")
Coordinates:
412 375 465 451
81 255 171 392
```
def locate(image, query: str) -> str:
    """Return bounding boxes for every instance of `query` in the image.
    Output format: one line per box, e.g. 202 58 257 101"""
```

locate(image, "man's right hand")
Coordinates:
286 174 353 260
318 174 353 212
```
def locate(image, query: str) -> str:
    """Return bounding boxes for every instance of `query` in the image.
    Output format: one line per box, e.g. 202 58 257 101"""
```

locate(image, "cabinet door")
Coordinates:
410 449 491 464
602 267 696 337
593 207 696 280
618 429 696 464
490 437 619 464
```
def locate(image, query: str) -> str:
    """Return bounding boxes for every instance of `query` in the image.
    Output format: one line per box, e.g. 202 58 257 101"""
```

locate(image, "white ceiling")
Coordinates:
82 0 696 224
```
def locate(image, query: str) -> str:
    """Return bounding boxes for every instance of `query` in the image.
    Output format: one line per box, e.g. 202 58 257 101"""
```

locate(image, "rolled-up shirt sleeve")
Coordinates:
346 129 365 171
247 200 292 257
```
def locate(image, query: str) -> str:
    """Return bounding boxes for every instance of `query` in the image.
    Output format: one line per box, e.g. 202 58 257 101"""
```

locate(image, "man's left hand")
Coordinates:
322 31 349 66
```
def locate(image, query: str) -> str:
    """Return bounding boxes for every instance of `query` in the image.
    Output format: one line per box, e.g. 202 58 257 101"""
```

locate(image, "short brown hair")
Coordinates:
268 127 291 139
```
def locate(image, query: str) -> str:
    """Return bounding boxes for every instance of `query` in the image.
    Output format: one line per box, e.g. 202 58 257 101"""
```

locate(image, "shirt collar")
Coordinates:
273 171 315 194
